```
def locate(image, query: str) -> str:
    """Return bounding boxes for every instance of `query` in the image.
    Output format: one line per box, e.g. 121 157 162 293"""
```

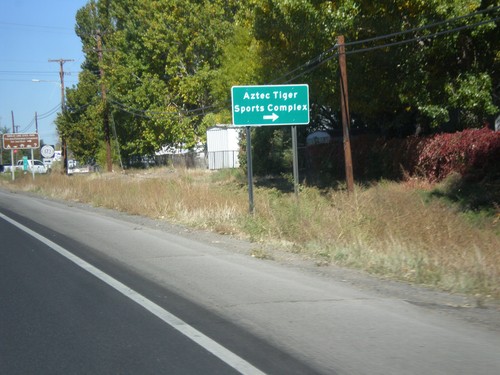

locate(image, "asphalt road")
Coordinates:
0 218 243 374
1 188 499 375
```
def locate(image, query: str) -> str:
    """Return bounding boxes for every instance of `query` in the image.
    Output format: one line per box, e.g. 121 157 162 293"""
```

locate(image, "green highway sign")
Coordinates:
231 84 309 126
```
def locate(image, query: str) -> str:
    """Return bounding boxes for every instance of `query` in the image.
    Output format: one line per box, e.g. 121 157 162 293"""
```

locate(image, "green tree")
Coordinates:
56 0 111 165
56 70 102 163
351 0 498 131
71 0 242 161
64 0 498 173
250 0 498 133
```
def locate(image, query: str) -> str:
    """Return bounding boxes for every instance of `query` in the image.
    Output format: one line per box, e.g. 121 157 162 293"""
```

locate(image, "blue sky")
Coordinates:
0 0 87 146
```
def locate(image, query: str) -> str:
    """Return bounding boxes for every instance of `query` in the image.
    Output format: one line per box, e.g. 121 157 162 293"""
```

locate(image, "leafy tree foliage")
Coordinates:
251 0 498 134
61 0 498 168
56 70 102 163
62 0 241 161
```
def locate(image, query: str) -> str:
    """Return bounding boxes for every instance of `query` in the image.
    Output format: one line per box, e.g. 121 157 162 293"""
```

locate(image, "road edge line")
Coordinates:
1 212 266 375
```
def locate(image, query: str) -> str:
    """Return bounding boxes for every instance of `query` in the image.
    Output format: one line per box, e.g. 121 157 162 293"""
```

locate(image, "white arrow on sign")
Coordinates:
263 113 279 122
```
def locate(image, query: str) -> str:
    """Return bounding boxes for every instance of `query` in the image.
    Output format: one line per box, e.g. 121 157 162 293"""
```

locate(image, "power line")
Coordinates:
66 103 93 112
0 21 74 34
345 5 499 48
0 70 79 75
108 97 213 120
279 11 499 84
64 7 500 123
109 10 499 113
346 16 500 56
103 8 499 118
268 44 339 85
37 104 62 119
35 103 61 117
108 99 152 119
18 104 62 134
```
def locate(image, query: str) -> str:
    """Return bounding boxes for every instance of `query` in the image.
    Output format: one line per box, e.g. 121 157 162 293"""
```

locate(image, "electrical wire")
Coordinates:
48 7 500 123
16 104 62 134
279 12 499 84
36 104 62 119
346 16 500 56
66 102 93 112
283 53 338 84
18 120 34 134
108 99 154 119
0 70 80 76
344 5 499 48
112 7 497 116
267 44 338 85
0 21 72 32
108 98 211 120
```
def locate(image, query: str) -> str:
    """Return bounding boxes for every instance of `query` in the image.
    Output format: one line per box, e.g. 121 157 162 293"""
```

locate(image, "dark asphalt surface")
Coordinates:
0 219 241 375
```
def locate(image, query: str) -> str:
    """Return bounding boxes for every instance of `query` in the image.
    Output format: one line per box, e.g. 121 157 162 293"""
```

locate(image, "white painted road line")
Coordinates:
1 212 266 375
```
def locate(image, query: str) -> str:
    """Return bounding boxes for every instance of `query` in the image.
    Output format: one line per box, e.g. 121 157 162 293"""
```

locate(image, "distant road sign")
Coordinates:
41 144 55 158
231 84 309 126
2 133 40 149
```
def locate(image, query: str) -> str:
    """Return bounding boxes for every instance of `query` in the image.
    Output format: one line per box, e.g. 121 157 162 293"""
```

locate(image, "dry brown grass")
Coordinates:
2 168 499 299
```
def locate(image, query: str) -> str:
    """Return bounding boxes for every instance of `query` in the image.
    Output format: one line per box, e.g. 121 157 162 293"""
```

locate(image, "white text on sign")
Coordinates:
234 103 308 114
243 90 299 101
231 84 309 126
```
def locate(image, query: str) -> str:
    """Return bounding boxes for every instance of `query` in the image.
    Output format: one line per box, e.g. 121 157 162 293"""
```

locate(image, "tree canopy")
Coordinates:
58 0 499 165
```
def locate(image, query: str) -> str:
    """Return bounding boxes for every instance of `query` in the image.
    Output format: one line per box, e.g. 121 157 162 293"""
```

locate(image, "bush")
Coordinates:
417 128 500 182
305 127 499 184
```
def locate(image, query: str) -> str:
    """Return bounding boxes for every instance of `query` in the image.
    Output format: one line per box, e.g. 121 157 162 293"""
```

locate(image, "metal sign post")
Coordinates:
292 126 299 198
31 150 35 179
245 127 254 214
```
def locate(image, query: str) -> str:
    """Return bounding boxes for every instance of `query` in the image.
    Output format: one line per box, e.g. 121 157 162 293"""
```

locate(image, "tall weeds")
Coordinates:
2 168 499 299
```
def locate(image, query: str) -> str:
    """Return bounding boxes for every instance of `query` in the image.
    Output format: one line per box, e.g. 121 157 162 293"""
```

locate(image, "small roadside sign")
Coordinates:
231 84 309 126
2 133 40 149
41 144 55 158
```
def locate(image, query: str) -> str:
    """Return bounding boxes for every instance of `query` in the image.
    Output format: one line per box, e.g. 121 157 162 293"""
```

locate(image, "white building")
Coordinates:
206 126 241 170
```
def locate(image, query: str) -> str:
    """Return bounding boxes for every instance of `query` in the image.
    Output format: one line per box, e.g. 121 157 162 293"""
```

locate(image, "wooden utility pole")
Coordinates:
49 58 74 172
337 35 355 193
97 31 113 172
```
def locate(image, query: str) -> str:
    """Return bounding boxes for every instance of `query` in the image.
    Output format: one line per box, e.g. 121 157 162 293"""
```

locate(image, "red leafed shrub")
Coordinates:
416 128 500 182
304 128 499 183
